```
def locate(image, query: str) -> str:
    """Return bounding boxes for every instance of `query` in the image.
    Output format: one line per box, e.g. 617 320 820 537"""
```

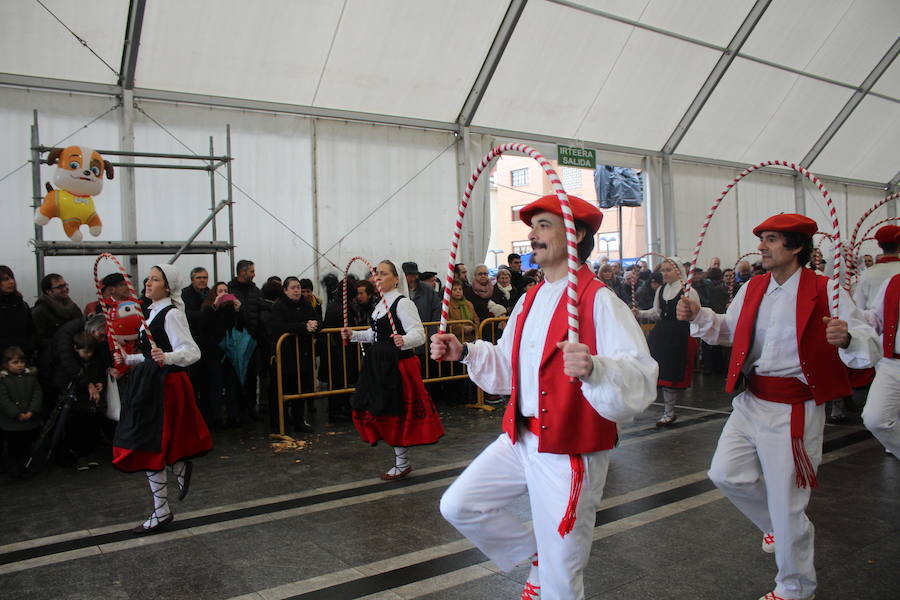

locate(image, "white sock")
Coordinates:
385 446 409 476
143 470 171 528
171 461 187 490
527 554 539 587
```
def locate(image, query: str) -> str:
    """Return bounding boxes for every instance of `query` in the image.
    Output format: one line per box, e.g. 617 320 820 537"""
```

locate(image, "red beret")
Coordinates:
874 225 900 244
752 213 818 238
519 194 603 233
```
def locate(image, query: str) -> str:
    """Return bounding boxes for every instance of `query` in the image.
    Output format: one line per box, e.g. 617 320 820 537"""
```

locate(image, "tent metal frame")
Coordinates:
29 110 235 293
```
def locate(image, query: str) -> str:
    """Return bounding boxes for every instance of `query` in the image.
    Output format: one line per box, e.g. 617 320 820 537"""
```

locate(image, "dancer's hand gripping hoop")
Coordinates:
438 144 581 380
93 253 159 364
342 256 397 346
684 161 842 316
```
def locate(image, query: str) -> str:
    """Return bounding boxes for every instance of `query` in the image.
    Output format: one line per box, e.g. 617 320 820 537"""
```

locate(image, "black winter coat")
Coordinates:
464 286 492 321
199 303 244 362
0 292 35 359
228 278 262 339
269 297 321 395
32 295 82 356
51 318 112 392
180 285 209 338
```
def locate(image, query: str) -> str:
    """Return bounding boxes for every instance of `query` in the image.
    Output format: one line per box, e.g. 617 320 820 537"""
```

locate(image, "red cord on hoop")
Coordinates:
685 161 842 315
93 253 158 362
728 252 761 303
342 256 397 346
628 252 682 307
438 144 580 382
847 192 900 277
851 217 900 272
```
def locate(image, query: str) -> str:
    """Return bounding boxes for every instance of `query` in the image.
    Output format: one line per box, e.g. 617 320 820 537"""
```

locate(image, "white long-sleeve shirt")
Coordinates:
690 269 879 380
462 276 658 424
853 260 900 311
350 289 425 350
125 298 201 367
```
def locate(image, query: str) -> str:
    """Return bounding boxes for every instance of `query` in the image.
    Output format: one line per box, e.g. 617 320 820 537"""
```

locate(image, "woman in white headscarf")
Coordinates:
633 258 700 427
112 264 212 534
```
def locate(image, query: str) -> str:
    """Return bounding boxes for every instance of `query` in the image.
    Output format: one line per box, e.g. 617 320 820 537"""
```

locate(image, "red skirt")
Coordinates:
658 336 699 389
353 355 444 447
113 371 213 472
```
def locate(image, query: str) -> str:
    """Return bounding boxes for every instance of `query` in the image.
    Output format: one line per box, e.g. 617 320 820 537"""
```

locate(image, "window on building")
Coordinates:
510 168 530 187
512 241 531 255
561 167 582 190
511 204 526 222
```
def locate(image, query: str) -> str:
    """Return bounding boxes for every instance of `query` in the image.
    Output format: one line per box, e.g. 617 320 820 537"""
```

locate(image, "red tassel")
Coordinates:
558 455 584 538
792 437 819 489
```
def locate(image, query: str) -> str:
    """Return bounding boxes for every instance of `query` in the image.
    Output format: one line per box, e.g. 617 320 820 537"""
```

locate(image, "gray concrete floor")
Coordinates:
1 373 897 599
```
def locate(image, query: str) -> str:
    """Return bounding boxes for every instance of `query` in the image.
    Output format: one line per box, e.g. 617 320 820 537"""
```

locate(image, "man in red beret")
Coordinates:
862 229 900 457
677 213 879 600
431 194 657 599
853 224 900 311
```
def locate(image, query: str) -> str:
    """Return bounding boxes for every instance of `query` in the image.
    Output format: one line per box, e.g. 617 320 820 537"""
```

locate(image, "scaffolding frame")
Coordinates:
29 111 235 290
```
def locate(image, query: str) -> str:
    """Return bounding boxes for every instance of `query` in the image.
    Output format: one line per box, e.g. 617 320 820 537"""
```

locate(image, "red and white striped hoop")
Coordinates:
439 143 579 348
93 253 156 355
852 216 900 270
342 256 397 342
728 251 762 303
847 192 900 276
685 161 842 315
629 252 682 307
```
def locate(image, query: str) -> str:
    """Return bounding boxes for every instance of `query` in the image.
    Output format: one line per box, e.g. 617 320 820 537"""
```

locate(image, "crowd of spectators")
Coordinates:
2 243 861 478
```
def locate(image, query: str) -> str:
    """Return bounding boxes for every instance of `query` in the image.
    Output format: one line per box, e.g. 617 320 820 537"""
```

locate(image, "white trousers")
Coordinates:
863 358 900 455
708 392 824 599
440 430 610 600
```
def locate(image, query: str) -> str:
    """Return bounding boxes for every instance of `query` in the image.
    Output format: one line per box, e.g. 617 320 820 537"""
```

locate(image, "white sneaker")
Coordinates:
762 532 775 553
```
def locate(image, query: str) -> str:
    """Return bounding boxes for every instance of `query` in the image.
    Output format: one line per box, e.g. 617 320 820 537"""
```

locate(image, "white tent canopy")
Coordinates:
2 0 898 183
1 0 898 303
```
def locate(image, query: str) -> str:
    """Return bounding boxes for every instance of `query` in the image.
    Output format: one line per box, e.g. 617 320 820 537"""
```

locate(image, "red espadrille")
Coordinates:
758 592 814 600
521 581 540 600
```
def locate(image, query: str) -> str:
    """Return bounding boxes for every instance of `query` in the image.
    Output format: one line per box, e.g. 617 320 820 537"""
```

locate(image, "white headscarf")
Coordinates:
660 256 688 302
153 263 185 311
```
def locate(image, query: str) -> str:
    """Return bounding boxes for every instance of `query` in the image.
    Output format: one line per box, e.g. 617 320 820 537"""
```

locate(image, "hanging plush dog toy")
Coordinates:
35 146 114 242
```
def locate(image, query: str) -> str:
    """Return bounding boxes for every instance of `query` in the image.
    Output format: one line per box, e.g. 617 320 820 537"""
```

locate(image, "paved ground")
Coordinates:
1 373 897 599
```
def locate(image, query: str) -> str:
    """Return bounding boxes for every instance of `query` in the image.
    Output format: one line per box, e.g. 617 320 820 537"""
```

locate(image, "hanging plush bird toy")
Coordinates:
35 146 114 242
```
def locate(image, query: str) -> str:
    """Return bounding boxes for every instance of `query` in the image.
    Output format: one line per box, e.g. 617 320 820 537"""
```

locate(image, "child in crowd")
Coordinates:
447 279 479 343
66 333 107 470
0 346 42 477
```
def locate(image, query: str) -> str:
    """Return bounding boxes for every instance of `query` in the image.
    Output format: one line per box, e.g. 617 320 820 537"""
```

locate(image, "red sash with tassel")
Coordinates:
748 373 818 488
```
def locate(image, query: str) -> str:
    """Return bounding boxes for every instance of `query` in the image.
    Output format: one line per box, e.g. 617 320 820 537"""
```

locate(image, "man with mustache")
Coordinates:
677 213 879 600
431 194 657 600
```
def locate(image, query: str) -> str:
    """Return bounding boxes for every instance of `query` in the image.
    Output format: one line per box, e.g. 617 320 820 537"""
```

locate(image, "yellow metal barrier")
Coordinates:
472 317 509 412
272 319 478 437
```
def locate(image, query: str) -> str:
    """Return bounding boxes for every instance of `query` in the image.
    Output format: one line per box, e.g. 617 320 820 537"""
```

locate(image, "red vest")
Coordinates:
884 274 900 358
726 268 851 404
502 264 618 454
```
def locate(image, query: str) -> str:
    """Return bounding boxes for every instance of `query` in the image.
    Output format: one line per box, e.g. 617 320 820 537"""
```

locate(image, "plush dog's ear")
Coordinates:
104 160 115 180
46 148 64 166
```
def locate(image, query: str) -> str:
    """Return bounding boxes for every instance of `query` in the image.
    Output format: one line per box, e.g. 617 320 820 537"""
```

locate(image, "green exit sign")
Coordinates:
557 144 596 169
